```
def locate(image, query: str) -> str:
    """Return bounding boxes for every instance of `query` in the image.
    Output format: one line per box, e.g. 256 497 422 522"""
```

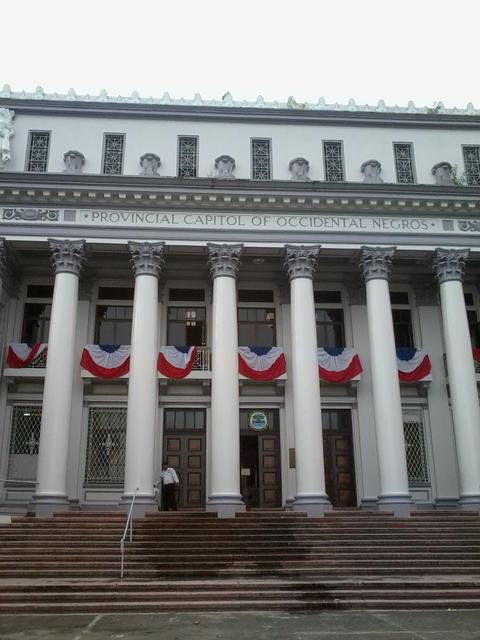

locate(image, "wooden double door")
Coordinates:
322 409 356 507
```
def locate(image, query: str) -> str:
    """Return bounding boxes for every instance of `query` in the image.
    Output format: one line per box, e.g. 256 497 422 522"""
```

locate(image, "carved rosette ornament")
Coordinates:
207 243 243 279
128 241 165 278
284 244 321 280
48 239 86 276
359 246 396 282
432 248 469 284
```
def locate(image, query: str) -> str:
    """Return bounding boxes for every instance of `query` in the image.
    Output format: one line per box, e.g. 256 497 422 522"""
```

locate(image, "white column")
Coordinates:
206 243 245 518
34 239 86 515
433 249 480 508
122 242 164 511
359 247 412 515
285 245 330 517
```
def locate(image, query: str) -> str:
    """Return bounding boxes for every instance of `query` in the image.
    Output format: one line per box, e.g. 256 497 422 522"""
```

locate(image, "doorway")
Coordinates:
240 409 281 508
322 409 356 507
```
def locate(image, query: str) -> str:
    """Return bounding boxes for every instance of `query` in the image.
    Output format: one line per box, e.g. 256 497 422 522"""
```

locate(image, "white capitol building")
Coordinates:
0 88 479 518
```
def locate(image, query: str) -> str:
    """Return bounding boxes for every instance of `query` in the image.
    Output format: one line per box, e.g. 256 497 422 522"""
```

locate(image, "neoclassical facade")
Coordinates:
0 89 479 517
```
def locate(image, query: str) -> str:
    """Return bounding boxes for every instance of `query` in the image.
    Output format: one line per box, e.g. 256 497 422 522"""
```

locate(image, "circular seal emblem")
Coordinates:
248 411 269 432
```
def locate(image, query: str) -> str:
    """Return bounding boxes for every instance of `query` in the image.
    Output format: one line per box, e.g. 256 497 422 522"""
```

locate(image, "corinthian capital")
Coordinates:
359 246 395 282
433 248 469 284
284 244 320 280
207 243 243 279
48 238 86 276
128 241 165 278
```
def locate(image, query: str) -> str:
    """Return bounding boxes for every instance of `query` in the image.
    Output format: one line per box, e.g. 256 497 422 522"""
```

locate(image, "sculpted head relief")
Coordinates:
214 155 235 179
289 157 310 181
0 108 15 170
360 160 383 184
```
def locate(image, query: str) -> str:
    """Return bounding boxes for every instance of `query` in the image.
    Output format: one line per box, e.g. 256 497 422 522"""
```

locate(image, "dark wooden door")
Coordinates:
163 409 206 509
322 410 356 507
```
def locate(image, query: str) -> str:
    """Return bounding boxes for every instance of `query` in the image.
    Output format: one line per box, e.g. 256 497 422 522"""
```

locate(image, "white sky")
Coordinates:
3 0 479 107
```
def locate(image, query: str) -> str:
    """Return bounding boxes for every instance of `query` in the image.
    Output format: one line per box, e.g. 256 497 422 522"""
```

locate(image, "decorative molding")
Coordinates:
128 241 165 278
48 238 86 276
458 220 480 232
214 155 235 179
359 246 396 282
63 150 85 174
207 243 243 279
0 108 14 170
3 208 59 222
412 278 439 306
140 153 161 176
284 244 320 280
288 157 310 181
361 159 383 184
431 162 453 186
433 248 469 284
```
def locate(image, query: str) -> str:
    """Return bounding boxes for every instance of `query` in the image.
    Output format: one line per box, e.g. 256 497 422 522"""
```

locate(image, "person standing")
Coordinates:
158 462 179 511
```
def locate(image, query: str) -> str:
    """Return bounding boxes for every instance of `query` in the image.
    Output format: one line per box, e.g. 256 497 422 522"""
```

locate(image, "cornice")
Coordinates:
0 172 478 217
2 97 480 129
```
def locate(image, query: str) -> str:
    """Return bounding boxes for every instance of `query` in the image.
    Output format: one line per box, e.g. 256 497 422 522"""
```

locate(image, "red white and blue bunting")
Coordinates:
396 348 431 381
158 346 197 379
7 343 48 368
238 347 286 381
317 348 363 383
80 345 131 378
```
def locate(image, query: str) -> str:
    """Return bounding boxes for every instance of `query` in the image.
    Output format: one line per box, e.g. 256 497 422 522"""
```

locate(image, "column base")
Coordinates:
31 493 70 517
378 493 415 517
360 497 379 510
458 494 480 512
434 497 460 510
119 493 157 517
206 494 245 519
293 494 332 518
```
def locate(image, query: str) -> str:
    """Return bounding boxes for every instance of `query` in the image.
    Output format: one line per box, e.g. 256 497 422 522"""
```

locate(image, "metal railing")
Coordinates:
120 488 139 580
192 346 211 371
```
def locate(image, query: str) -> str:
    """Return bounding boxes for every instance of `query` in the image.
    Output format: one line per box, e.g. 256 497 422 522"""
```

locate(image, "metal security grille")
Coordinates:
323 142 344 182
8 405 42 480
178 137 198 177
394 143 416 184
26 132 50 172
85 407 127 485
251 139 271 180
463 146 480 186
102 134 125 175
403 415 429 484
26 349 48 369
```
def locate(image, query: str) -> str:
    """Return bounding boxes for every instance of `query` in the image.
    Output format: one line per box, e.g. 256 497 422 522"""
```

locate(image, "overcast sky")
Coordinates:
3 0 478 108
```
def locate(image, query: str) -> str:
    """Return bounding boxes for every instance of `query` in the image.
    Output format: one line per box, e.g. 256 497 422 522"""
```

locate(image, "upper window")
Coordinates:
102 134 125 175
238 308 276 346
315 290 345 347
167 307 206 346
177 137 198 178
390 291 414 348
251 139 271 180
26 132 50 172
22 284 53 342
95 306 133 344
463 146 480 186
464 291 480 348
393 143 416 184
323 141 344 182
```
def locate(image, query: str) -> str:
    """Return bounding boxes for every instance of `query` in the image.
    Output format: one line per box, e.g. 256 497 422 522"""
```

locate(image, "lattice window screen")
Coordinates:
403 414 429 484
463 146 480 186
323 141 344 182
85 407 127 484
8 405 42 480
251 139 271 180
394 143 416 184
102 134 125 175
178 137 198 177
26 132 50 172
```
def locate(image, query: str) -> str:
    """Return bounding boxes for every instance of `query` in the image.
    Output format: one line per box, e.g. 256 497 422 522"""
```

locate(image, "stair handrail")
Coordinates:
120 487 139 580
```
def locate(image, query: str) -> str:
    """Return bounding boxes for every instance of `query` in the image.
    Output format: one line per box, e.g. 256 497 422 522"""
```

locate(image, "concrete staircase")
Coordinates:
0 509 480 611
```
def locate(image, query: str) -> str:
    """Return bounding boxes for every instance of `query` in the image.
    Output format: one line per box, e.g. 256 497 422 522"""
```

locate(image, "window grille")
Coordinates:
7 405 42 481
84 407 127 485
251 139 271 180
463 146 480 186
323 141 344 182
394 143 416 184
178 137 198 178
403 415 429 484
26 132 50 172
102 134 125 175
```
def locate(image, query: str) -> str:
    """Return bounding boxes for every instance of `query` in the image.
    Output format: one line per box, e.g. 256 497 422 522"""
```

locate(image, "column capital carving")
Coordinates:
207 243 243 279
128 241 165 278
433 248 469 284
48 238 86 276
284 244 320 280
359 246 396 282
